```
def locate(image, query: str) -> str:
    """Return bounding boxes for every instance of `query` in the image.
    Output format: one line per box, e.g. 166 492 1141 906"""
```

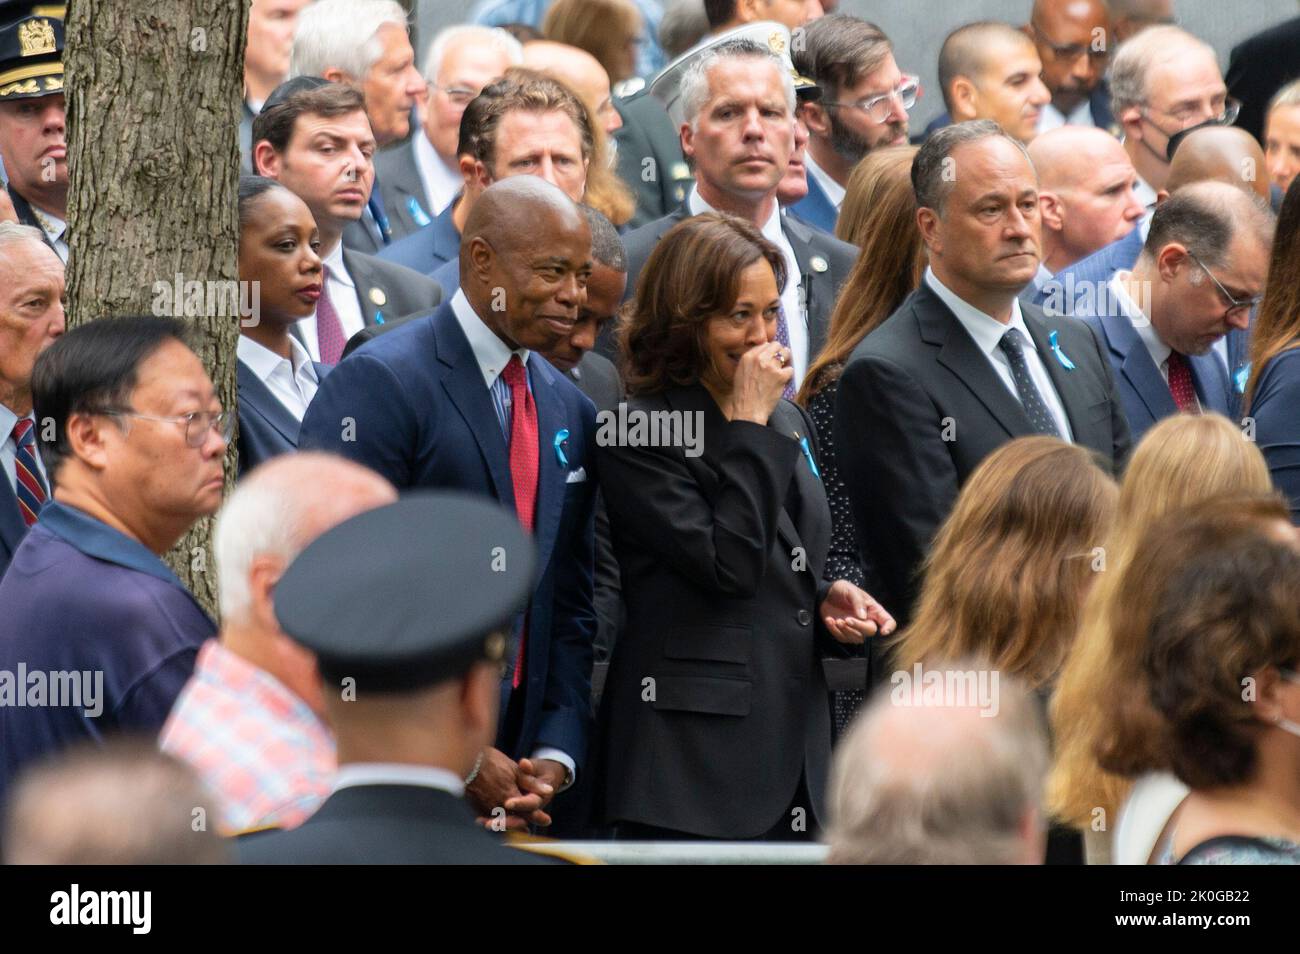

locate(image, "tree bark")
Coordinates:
64 0 247 616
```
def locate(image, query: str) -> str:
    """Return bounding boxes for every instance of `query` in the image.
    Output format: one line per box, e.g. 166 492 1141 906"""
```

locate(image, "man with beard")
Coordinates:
1027 0 1117 136
790 15 913 232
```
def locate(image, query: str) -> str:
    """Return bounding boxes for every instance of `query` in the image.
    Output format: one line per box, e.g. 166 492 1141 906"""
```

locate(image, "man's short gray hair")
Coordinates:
422 25 523 86
0 221 49 254
825 666 1049 865
912 119 1034 215
678 38 795 129
289 0 407 81
1108 25 1217 116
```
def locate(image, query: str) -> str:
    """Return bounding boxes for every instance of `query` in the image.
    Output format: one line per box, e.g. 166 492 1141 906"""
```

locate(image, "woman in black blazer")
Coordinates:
595 213 894 840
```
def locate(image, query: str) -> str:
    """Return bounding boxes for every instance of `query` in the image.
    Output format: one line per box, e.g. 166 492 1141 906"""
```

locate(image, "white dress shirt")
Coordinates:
449 289 577 788
1134 174 1159 239
803 152 846 210
0 404 47 497
688 187 810 387
293 241 365 362
925 267 1074 440
332 762 466 797
1036 98 1096 134
236 334 320 421
414 132 463 218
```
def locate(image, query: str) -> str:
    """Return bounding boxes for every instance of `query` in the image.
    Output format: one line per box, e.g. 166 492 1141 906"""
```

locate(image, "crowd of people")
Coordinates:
0 0 1299 866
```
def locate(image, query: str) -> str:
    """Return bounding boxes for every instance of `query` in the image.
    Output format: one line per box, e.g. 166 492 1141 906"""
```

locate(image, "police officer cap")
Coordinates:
0 2 64 102
274 492 537 693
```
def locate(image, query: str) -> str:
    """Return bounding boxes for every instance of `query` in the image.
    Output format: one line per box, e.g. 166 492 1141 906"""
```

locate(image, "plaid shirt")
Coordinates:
160 640 335 834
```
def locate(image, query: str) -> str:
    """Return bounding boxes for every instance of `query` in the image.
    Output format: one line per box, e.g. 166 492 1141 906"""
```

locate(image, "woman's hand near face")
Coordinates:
729 340 793 425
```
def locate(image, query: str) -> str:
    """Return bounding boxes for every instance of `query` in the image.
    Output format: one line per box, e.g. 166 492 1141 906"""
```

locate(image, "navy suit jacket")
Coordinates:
1037 227 1145 315
0 467 30 582
1074 286 1232 444
788 172 839 235
235 358 331 475
298 302 598 767
375 199 461 277
0 502 215 806
1247 347 1300 524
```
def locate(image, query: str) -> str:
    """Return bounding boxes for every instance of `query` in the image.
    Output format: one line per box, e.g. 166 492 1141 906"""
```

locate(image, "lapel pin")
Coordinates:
406 196 432 228
793 430 821 480
810 255 828 273
1234 362 1251 394
553 428 571 468
369 287 387 307
374 310 385 325
1048 330 1076 371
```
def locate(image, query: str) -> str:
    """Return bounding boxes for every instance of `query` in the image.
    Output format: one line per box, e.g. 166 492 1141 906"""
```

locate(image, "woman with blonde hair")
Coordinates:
892 436 1118 691
543 0 643 85
796 145 923 733
1047 413 1274 863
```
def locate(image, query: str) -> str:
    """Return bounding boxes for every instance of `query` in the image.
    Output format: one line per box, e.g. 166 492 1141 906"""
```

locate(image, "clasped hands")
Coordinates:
466 747 566 831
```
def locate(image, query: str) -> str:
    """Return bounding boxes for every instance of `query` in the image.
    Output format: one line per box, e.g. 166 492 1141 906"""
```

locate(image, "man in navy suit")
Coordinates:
790 15 913 234
0 317 225 806
0 223 62 579
299 176 597 831
1071 182 1271 443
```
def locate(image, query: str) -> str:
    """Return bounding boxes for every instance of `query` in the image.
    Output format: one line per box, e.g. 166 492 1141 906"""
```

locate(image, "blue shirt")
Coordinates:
0 501 215 804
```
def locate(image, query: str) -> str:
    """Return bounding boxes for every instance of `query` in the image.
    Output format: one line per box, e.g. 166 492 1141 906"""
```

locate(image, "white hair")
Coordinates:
679 39 796 130
289 0 407 81
423 25 523 86
0 221 49 253
1108 25 1218 116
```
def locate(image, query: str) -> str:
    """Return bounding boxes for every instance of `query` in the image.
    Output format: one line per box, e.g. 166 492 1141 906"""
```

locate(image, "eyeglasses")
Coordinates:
432 84 480 107
100 409 235 448
822 75 920 124
1186 250 1263 317
1028 22 1111 64
1141 97 1242 138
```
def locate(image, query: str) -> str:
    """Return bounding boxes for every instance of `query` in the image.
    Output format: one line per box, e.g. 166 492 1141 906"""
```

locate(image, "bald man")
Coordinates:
523 40 622 137
161 453 398 833
925 21 1051 143
1027 0 1116 134
1106 0 1176 44
1029 126 1144 282
301 177 599 825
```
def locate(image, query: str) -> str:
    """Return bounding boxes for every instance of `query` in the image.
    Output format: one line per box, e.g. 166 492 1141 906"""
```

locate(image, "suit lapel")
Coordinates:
916 285 1032 438
236 360 303 446
341 248 383 327
1096 308 1176 423
1190 352 1231 415
1023 308 1103 440
432 307 514 503
0 469 28 559
529 356 566 574
781 214 831 359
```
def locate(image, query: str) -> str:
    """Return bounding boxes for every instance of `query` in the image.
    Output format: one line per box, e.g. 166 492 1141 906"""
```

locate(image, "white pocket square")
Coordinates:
565 466 588 484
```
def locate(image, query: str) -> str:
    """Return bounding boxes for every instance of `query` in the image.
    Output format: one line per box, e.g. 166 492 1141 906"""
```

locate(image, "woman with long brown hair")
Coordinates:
543 0 642 85
796 145 923 731
1243 175 1300 522
1047 414 1274 863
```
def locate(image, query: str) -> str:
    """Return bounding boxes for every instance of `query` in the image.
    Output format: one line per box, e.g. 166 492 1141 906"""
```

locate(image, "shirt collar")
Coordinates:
332 762 465 797
803 151 846 209
39 500 199 596
414 132 463 211
450 289 529 389
1110 270 1171 367
198 640 324 725
924 266 1030 358
322 241 354 287
688 185 784 243
0 403 19 443
236 334 318 384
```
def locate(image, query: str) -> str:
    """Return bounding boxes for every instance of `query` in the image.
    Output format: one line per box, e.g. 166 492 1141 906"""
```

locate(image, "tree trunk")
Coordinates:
63 0 247 616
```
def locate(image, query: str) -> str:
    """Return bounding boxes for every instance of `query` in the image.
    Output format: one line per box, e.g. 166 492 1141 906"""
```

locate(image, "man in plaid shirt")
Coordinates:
160 453 397 833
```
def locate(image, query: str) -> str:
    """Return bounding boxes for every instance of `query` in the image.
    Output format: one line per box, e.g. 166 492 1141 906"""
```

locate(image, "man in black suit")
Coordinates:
252 79 441 365
0 3 67 262
611 38 856 392
0 222 61 578
1228 13 1300 144
237 494 565 865
1027 0 1117 135
836 120 1130 627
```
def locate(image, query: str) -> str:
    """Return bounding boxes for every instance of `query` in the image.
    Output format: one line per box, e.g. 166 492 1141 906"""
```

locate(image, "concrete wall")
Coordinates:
415 0 1299 125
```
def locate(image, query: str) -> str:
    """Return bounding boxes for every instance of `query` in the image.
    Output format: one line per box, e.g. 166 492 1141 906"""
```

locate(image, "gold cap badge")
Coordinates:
18 19 57 58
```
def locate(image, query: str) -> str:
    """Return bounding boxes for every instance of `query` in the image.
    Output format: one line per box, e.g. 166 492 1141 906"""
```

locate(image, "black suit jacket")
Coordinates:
835 282 1131 625
292 248 441 355
374 139 434 242
236 784 562 864
6 185 57 255
605 203 855 368
1228 16 1300 143
595 384 834 837
613 90 694 229
0 467 30 582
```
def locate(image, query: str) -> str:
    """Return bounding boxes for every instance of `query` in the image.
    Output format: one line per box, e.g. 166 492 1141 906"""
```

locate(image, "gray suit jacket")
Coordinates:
374 139 436 242
614 90 693 230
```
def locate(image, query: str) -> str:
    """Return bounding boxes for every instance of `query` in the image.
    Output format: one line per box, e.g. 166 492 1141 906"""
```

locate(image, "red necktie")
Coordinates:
502 355 538 687
316 265 347 365
12 417 46 526
1166 351 1199 413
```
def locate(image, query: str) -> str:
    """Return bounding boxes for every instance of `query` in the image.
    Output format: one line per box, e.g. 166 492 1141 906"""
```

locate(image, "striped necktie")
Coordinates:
12 416 47 526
